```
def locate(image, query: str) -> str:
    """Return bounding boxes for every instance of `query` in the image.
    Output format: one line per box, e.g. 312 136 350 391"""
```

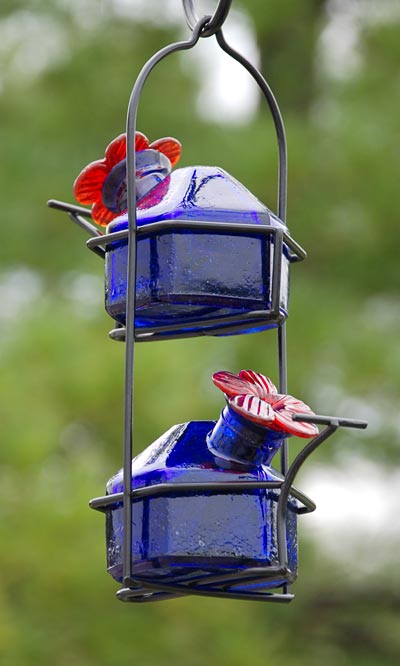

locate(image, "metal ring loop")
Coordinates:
182 0 232 37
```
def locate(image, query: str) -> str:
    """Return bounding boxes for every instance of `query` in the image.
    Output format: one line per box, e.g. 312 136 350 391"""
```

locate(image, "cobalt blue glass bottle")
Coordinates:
105 418 297 589
103 370 319 590
73 132 292 339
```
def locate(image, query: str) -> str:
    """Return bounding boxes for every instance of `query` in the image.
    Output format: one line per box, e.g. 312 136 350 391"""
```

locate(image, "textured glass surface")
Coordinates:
105 419 298 588
105 166 290 337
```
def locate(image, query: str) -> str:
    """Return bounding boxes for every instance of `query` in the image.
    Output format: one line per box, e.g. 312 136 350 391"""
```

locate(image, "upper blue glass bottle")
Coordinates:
74 132 292 339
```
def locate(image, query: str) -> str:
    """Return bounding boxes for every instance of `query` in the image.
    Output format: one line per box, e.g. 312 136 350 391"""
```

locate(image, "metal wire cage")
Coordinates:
49 0 367 603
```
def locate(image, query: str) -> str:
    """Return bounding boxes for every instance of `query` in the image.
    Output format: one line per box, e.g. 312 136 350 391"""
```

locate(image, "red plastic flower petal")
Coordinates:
73 160 108 205
91 201 118 227
213 369 319 438
212 370 261 398
149 137 182 167
238 370 278 396
212 370 277 399
263 394 319 438
105 133 127 167
135 131 150 152
230 394 275 425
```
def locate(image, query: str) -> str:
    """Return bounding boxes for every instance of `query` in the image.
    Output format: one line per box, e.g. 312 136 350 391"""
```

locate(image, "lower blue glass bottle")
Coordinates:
105 413 298 590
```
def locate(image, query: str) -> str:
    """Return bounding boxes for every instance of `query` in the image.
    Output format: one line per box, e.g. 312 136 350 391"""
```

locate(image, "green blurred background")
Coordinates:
0 1 399 664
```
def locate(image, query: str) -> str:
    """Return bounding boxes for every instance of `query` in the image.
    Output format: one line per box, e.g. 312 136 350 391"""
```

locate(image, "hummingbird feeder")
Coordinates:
48 0 367 603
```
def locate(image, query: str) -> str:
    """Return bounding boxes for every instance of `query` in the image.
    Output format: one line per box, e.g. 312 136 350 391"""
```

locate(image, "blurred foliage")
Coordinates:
0 1 399 664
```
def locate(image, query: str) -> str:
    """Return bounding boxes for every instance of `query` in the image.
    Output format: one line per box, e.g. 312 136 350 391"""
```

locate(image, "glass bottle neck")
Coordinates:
207 405 284 470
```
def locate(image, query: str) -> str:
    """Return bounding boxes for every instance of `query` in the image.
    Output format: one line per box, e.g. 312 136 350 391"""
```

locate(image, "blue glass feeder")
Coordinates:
89 369 341 603
103 165 295 339
75 133 307 341
102 415 299 590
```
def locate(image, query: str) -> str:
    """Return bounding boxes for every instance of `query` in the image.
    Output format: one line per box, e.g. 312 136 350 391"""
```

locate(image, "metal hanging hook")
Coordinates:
182 0 232 37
